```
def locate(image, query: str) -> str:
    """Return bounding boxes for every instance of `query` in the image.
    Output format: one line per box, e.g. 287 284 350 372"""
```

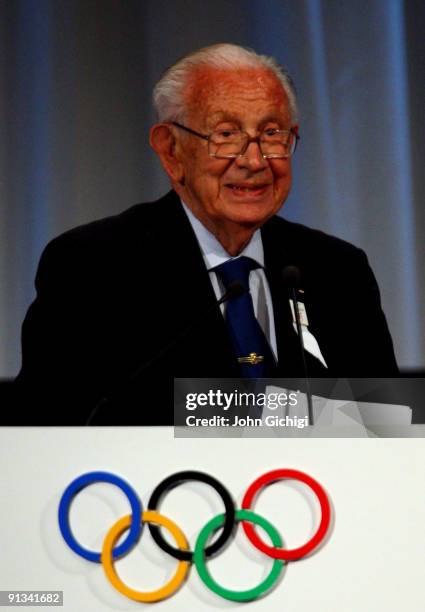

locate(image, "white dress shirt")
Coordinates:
181 200 278 360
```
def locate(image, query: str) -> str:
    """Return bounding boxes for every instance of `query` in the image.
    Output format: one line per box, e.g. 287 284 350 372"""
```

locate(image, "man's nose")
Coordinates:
234 140 268 171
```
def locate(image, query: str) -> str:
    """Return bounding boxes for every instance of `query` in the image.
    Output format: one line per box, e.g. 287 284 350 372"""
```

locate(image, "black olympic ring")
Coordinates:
147 470 236 561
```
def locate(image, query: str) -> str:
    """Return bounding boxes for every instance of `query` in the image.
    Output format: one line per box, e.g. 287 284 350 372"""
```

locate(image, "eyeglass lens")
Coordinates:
209 130 295 158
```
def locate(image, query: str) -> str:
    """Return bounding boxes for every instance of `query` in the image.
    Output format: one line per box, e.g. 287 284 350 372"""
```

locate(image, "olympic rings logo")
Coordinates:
58 469 331 603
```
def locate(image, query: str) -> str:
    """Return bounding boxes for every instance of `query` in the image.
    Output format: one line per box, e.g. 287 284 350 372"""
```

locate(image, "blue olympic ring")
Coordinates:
58 471 142 562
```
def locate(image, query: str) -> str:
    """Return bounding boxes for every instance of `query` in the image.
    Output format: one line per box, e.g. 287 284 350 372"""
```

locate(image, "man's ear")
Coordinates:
149 124 185 184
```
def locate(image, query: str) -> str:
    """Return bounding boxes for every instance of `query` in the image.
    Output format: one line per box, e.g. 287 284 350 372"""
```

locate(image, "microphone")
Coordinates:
282 265 314 426
281 265 301 290
86 281 246 424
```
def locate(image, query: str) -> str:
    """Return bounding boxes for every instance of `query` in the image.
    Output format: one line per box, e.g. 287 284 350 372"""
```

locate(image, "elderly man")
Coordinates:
15 44 397 424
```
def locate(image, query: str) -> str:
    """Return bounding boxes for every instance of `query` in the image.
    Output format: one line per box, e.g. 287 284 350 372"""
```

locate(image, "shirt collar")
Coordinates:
180 199 265 271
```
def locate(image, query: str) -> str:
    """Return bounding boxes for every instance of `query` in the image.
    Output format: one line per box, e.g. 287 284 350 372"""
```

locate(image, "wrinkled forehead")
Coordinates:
183 66 291 128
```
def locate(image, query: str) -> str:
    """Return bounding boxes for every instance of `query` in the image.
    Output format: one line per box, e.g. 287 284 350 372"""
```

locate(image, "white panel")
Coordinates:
1 428 424 610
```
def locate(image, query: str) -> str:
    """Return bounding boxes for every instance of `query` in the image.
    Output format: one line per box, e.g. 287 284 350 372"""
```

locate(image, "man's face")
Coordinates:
175 68 294 239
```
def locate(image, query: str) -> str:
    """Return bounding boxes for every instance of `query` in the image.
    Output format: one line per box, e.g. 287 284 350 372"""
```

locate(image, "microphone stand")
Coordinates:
290 286 314 426
282 266 314 426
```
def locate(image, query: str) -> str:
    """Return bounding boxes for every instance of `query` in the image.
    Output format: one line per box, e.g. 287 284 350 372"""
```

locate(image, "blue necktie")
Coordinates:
214 256 275 378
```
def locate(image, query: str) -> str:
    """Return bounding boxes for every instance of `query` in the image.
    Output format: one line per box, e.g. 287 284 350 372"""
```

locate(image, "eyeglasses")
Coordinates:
171 121 299 159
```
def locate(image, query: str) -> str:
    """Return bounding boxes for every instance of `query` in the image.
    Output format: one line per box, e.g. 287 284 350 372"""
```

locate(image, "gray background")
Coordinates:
1 0 424 377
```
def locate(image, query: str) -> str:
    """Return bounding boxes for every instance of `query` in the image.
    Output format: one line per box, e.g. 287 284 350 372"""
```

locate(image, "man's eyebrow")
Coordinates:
259 114 287 126
207 112 287 128
207 112 240 125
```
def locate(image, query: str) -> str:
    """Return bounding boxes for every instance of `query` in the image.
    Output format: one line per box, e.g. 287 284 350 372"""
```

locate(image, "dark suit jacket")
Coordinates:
14 190 397 424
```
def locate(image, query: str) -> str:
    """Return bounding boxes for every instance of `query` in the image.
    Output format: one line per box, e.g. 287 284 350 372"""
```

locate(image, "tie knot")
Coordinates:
213 256 260 291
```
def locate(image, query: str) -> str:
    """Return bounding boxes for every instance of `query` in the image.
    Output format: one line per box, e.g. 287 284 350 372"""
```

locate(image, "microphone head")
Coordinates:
281 265 301 289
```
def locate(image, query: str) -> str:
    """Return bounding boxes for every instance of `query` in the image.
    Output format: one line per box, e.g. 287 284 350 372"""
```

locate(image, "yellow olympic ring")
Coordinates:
101 510 190 602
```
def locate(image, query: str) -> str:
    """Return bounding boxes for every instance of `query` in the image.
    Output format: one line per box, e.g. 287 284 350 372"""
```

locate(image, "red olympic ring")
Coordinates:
241 468 331 561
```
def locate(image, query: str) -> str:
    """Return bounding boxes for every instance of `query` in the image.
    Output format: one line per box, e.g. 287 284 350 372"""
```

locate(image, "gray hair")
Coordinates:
153 43 298 124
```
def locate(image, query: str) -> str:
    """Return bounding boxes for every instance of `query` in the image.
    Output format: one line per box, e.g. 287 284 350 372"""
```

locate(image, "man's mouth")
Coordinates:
226 183 270 195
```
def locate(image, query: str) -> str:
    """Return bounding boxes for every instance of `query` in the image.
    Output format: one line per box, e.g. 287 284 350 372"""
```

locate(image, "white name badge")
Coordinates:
289 299 309 326
289 298 328 368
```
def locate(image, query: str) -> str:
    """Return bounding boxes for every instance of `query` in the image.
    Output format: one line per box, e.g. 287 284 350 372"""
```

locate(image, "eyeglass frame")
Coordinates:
170 121 299 159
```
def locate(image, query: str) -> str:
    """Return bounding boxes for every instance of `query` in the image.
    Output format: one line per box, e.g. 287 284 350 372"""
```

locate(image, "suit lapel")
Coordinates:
262 218 301 375
149 192 238 376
